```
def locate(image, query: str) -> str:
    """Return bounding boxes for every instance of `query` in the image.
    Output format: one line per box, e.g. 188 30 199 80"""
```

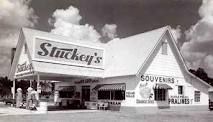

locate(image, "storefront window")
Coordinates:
59 86 75 98
178 86 183 95
194 91 200 102
59 91 74 98
154 89 166 101
98 90 125 100
98 91 110 100
111 90 125 100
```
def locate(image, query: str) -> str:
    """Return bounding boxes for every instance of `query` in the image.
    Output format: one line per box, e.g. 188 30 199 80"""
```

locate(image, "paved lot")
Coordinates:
1 102 213 122
0 109 213 122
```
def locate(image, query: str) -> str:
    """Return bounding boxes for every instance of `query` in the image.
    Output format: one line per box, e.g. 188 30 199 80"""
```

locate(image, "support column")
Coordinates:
37 74 40 101
30 80 32 88
12 80 15 99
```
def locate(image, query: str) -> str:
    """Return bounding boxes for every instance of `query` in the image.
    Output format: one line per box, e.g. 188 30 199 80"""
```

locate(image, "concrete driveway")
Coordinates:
0 108 213 122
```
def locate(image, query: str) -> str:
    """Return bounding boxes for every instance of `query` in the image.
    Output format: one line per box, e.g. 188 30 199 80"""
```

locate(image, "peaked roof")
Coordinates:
8 26 212 88
104 26 168 77
9 28 105 80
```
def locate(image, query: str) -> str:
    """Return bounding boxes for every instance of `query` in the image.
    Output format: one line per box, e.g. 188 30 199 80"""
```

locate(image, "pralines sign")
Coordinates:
34 38 104 69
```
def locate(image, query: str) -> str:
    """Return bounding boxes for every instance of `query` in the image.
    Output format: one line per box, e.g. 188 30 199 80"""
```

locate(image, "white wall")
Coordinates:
122 37 209 108
54 35 210 109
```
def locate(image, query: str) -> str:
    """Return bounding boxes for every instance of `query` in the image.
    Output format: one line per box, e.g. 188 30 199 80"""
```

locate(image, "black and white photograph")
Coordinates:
1 0 213 122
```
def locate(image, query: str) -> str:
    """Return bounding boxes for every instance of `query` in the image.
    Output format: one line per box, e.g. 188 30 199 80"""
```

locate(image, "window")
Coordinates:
98 90 125 100
162 41 168 55
59 86 75 98
178 86 184 95
111 90 125 100
194 91 200 102
98 91 110 100
154 89 166 101
59 91 74 98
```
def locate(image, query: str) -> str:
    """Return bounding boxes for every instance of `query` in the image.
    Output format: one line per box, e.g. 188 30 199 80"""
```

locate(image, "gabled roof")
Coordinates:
9 28 105 80
104 26 168 77
21 28 105 58
9 26 212 88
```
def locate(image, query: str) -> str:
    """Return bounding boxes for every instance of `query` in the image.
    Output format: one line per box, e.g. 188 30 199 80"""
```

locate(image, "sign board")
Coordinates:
136 83 154 104
34 38 104 69
15 44 34 77
141 74 178 84
168 95 193 104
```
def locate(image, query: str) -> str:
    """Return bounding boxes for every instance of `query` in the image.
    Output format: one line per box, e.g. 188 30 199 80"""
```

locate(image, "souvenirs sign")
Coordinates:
141 74 177 84
34 38 104 69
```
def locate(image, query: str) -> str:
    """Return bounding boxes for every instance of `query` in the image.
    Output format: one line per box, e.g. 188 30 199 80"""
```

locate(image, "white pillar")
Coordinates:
37 74 40 101
12 80 15 100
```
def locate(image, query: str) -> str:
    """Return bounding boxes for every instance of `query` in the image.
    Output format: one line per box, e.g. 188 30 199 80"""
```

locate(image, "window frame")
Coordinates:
154 89 166 101
178 85 184 95
194 91 201 102
98 90 125 100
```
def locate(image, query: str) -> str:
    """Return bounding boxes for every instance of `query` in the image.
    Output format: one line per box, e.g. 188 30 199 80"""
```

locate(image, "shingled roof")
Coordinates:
104 26 168 77
9 25 212 88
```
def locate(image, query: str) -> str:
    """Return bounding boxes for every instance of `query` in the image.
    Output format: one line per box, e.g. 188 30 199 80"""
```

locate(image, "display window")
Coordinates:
98 90 125 100
178 86 183 95
154 89 166 101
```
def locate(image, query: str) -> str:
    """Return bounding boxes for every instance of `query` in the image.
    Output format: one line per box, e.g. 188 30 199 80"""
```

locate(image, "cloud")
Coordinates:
0 0 37 47
101 24 117 40
49 6 101 42
182 0 213 77
171 25 182 42
0 0 37 77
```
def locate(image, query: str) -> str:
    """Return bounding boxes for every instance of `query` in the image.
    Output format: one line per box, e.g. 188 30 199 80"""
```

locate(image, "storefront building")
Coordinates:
9 26 213 112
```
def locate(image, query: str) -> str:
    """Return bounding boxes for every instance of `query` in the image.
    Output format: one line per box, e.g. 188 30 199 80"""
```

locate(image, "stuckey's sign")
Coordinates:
34 38 104 68
16 62 33 73
15 61 34 77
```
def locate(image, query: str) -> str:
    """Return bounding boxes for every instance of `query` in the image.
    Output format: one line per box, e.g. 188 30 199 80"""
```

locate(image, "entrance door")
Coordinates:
82 86 90 102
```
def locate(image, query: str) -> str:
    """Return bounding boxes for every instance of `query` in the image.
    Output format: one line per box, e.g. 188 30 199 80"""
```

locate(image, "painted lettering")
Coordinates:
37 42 103 66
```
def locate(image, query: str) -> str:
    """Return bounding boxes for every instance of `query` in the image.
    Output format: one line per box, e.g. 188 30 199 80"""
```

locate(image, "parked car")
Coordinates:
3 98 15 105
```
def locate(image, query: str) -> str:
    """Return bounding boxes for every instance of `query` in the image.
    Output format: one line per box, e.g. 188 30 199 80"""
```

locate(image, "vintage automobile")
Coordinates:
209 88 213 110
3 98 15 105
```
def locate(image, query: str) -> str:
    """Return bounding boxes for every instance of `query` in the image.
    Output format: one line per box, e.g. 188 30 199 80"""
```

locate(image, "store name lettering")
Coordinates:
37 42 103 66
168 95 193 104
74 79 99 84
141 74 175 84
16 62 33 73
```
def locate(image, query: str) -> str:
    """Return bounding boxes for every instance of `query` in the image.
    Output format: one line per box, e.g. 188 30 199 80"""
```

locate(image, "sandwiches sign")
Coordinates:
34 38 104 69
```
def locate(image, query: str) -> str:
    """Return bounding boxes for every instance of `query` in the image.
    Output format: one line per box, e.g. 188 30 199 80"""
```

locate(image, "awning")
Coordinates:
94 84 126 91
58 86 75 91
208 87 213 92
154 83 172 89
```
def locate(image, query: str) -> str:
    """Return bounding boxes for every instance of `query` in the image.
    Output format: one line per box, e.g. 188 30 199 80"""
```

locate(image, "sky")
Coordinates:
1 0 213 77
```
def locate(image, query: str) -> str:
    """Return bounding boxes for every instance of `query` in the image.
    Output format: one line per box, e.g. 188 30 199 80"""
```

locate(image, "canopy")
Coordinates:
208 87 213 92
58 86 75 91
154 83 172 89
95 84 126 91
